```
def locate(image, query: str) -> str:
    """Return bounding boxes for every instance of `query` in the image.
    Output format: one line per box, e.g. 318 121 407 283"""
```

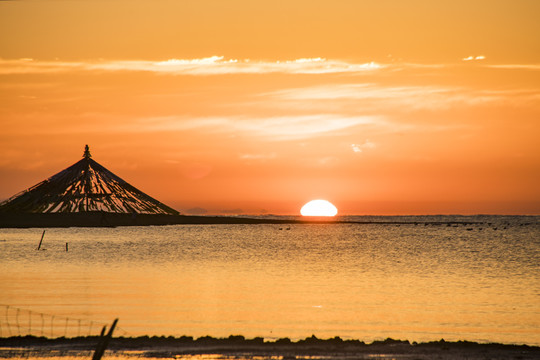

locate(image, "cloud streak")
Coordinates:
0 57 383 75
4 57 539 79
487 64 540 70
123 114 381 141
4 113 381 142
351 140 376 153
267 83 539 111
462 55 486 61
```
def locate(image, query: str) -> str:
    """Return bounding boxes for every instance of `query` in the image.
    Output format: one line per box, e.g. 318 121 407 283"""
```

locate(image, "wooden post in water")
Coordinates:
37 230 45 250
65 242 68 252
92 318 118 360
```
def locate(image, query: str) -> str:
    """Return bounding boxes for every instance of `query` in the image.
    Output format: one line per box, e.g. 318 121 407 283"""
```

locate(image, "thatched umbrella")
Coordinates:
0 145 179 215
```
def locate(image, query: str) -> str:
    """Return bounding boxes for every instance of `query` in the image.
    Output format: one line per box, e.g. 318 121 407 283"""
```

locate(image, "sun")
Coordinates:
300 199 338 217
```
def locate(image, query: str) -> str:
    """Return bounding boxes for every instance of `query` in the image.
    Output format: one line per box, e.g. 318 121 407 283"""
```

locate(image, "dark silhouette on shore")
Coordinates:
0 335 538 360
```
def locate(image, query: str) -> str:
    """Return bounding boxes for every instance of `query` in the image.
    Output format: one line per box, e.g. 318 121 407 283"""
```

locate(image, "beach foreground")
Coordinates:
1 335 539 360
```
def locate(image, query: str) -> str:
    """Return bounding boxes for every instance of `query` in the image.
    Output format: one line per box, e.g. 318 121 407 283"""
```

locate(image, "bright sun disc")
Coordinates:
300 199 338 217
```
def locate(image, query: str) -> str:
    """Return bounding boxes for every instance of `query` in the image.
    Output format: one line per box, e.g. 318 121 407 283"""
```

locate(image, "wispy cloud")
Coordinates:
124 114 381 141
239 153 277 161
462 55 486 61
487 64 540 70
351 140 376 153
269 83 454 102
0 57 383 75
235 114 379 140
1 112 381 142
267 83 538 111
5 57 540 78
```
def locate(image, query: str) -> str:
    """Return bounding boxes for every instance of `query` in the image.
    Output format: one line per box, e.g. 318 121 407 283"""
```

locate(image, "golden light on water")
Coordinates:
300 199 338 217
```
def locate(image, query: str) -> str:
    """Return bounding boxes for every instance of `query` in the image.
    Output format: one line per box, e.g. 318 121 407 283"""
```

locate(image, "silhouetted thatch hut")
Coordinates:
0 145 179 216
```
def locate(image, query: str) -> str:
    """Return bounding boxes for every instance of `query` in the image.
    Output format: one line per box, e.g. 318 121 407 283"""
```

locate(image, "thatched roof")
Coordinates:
0 145 179 215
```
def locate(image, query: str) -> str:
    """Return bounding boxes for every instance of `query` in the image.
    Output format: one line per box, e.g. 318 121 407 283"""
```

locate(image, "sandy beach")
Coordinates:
1 336 539 360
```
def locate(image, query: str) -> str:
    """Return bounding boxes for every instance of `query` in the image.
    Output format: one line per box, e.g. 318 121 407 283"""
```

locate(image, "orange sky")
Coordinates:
1 0 539 215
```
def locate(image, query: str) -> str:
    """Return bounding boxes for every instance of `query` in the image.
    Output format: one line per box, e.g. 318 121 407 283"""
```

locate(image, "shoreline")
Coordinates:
1 335 539 359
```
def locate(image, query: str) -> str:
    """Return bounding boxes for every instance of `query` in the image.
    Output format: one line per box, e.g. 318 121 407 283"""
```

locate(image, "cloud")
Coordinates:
232 114 378 140
20 113 379 142
462 55 486 61
351 140 376 153
109 114 378 141
487 64 540 70
5 57 540 78
267 83 536 111
240 153 277 161
270 84 451 102
0 57 383 75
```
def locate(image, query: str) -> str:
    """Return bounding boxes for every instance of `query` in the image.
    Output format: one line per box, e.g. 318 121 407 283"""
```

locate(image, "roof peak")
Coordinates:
83 145 91 159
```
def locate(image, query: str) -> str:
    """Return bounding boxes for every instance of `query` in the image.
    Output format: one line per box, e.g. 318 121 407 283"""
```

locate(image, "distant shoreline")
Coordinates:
1 335 539 359
0 212 495 228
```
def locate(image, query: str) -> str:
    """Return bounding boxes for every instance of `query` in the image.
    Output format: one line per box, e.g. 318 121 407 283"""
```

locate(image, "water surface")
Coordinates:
1 215 538 345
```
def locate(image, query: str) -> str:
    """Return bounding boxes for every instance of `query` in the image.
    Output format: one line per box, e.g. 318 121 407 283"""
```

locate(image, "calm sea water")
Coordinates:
1 215 539 345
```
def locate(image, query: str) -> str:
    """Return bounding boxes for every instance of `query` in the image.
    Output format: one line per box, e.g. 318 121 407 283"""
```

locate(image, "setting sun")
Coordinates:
300 199 338 217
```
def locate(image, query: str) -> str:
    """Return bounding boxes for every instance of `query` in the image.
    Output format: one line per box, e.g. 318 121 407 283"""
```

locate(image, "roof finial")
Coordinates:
83 145 91 159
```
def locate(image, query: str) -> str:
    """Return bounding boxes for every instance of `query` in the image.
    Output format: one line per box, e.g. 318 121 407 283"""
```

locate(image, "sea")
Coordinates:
1 215 539 346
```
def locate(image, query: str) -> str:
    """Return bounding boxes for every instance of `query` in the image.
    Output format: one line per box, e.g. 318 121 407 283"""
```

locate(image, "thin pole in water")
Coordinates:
66 242 69 252
37 230 45 250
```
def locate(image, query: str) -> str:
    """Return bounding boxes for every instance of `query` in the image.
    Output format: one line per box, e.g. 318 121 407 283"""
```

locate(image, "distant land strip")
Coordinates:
0 212 488 228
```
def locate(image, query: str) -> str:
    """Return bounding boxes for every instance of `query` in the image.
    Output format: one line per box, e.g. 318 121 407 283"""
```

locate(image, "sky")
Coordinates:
1 0 539 215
